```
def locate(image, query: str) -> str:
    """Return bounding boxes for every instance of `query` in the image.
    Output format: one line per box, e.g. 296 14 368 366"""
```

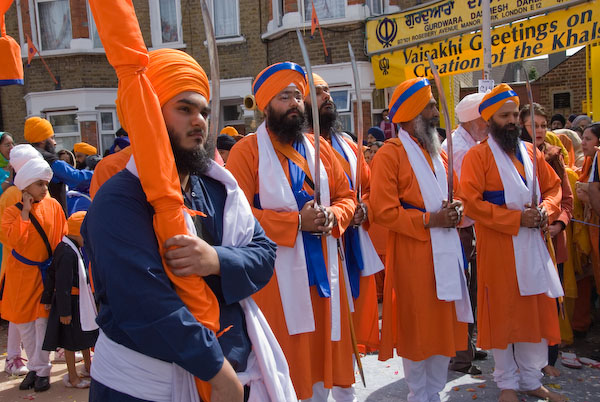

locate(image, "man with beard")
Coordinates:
24 117 93 214
226 62 357 401
369 77 471 402
82 45 287 401
441 92 489 375
460 84 565 402
304 73 383 359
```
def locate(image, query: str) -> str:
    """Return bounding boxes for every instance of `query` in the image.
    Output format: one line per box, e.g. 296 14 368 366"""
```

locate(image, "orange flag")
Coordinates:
26 34 38 66
310 0 319 38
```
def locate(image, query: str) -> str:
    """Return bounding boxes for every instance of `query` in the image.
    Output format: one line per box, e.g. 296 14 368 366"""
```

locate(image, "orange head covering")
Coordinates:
388 78 432 123
305 73 328 96
73 142 97 156
145 48 210 106
24 117 54 143
479 83 520 122
252 62 306 111
221 126 239 137
67 211 86 238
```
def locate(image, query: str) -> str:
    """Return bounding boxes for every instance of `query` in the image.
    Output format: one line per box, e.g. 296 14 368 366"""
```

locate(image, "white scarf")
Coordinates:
256 122 341 341
397 128 473 323
106 158 298 402
62 236 98 332
589 152 598 183
487 136 563 298
332 132 385 279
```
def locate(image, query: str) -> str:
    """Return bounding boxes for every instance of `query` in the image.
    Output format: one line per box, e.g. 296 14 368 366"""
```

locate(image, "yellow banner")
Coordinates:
366 0 583 54
372 0 600 88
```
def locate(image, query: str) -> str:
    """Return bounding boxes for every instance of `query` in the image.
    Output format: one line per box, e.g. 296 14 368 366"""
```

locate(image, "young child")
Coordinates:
42 210 98 388
0 156 67 392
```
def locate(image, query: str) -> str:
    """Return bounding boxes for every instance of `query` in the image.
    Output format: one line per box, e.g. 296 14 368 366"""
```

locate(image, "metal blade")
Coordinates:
348 42 364 202
518 62 538 206
200 0 220 143
426 55 454 201
296 29 321 205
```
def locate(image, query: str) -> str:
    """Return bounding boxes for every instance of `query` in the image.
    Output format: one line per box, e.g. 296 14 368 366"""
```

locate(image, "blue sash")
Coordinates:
331 134 364 298
290 141 330 298
11 249 52 283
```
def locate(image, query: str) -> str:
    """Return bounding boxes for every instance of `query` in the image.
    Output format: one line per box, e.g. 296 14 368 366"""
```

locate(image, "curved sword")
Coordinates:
200 0 220 142
296 29 322 206
518 62 538 206
426 55 453 201
348 42 364 203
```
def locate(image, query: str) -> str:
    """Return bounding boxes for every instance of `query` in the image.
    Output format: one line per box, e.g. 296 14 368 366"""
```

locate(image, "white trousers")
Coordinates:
15 318 51 377
492 340 547 391
301 382 357 402
403 355 450 402
7 322 23 359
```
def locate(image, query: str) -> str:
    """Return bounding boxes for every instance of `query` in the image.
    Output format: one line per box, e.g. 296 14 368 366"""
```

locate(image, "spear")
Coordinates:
348 42 364 203
200 0 220 141
426 55 453 201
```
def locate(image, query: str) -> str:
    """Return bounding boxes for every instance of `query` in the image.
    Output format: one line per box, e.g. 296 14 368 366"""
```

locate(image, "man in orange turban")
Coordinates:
73 142 97 169
25 117 93 214
227 63 357 400
369 77 470 402
85 2 292 402
460 84 564 402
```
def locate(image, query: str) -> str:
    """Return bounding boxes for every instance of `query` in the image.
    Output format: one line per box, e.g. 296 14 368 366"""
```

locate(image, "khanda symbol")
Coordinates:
376 17 397 48
379 57 390 75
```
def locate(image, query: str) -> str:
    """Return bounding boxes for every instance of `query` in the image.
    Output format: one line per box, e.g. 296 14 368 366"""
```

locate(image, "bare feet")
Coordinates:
498 389 519 402
525 386 567 402
542 364 561 377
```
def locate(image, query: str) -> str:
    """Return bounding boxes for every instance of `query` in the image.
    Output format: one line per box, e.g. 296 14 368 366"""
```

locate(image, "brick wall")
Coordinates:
352 100 372 136
70 0 90 39
80 121 98 148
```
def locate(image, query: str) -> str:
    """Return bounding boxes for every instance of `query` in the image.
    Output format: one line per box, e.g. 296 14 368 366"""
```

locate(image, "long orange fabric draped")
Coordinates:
88 1 219 397
0 0 24 86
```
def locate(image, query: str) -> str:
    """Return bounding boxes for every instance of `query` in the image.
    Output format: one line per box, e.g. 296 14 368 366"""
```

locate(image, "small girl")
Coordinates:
42 211 98 388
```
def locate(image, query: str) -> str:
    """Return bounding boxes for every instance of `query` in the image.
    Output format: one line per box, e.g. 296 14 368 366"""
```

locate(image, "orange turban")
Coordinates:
24 117 54 143
305 73 327 96
479 83 520 122
146 48 210 106
67 211 86 237
252 62 306 111
73 142 97 155
388 78 432 123
0 1 23 87
221 126 239 137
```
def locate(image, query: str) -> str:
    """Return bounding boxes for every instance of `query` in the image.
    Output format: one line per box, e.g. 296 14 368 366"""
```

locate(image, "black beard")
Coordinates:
490 119 521 154
44 141 56 154
168 128 214 176
306 100 337 137
413 114 441 156
266 105 305 144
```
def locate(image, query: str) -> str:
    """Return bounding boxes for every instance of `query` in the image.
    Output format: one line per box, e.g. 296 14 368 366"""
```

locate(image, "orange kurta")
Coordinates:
89 146 132 199
331 136 380 351
226 132 356 399
0 197 67 323
369 138 467 362
460 140 562 349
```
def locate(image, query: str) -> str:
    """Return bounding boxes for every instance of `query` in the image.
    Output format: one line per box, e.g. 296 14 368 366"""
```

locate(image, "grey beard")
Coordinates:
413 114 441 157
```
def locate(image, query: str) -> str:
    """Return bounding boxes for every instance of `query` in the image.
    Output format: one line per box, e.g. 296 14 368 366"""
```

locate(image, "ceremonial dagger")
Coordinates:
426 55 454 201
296 29 322 207
200 0 220 143
348 42 364 204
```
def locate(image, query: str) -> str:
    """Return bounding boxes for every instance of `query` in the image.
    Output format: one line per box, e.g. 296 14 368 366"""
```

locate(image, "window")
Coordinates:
221 99 243 129
36 0 72 51
47 113 79 151
88 8 103 48
370 0 384 15
331 89 352 132
304 0 345 22
98 110 119 154
149 0 183 46
213 0 240 38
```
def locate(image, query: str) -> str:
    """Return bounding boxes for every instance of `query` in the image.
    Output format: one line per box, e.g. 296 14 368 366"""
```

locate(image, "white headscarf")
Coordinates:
9 144 42 172
14 158 53 190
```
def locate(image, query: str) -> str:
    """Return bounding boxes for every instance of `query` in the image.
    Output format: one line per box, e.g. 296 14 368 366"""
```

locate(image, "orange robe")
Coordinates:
460 140 562 349
0 197 67 323
330 136 380 352
369 138 467 362
226 132 356 399
0 185 21 281
89 146 133 199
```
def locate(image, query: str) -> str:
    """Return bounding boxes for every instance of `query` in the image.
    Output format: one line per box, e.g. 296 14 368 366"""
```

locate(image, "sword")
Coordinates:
296 29 322 207
348 42 364 204
426 55 454 202
200 0 220 143
518 62 538 206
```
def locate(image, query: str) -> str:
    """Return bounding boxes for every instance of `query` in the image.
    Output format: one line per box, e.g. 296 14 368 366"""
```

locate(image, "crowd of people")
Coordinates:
0 3 599 402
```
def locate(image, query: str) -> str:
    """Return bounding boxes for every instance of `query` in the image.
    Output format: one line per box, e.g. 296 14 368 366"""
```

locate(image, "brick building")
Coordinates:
1 0 420 153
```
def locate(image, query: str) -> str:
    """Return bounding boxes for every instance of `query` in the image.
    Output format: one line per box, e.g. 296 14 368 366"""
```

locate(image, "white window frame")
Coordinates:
272 0 284 28
302 0 346 22
33 0 73 52
96 108 120 155
208 0 241 40
369 0 384 16
44 110 80 151
87 4 103 49
149 0 184 48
